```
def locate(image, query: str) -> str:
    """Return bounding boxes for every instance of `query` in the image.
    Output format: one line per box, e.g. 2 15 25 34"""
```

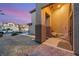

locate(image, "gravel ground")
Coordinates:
0 35 39 56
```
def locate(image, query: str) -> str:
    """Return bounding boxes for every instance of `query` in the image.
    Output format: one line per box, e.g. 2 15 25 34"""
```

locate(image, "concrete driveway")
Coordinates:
0 35 39 56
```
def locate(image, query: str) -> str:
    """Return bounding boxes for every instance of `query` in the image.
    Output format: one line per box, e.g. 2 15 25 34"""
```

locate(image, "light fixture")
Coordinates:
57 4 61 8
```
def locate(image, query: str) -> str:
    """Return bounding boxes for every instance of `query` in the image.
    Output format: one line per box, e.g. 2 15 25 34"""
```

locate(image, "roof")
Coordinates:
30 3 53 13
27 23 32 26
30 9 36 13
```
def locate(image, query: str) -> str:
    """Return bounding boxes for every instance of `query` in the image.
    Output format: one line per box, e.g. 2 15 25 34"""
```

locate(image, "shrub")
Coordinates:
11 32 19 36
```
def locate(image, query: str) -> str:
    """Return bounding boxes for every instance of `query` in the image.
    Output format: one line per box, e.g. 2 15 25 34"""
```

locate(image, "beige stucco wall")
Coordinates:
41 6 52 42
41 6 51 27
51 4 70 34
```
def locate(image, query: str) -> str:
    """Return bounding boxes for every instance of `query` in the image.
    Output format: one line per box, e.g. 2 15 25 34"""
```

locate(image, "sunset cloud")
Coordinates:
0 3 35 24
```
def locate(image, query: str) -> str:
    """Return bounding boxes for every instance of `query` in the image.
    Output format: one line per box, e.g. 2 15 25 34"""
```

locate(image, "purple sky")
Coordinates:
0 3 36 24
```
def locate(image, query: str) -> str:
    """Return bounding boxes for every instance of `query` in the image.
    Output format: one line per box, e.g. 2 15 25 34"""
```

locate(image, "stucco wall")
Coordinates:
31 12 36 34
74 3 79 55
51 4 70 34
35 3 48 43
41 6 51 42
41 5 51 27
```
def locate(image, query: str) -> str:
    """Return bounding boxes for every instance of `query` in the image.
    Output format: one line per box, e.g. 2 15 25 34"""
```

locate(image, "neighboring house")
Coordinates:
18 24 29 32
3 23 19 32
30 3 79 55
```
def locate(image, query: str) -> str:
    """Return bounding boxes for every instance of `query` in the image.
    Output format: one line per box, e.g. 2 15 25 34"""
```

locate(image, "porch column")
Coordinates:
35 3 47 43
35 4 42 43
74 3 79 55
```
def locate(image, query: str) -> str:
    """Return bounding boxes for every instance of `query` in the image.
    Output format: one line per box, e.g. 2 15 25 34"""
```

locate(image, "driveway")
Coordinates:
0 35 39 56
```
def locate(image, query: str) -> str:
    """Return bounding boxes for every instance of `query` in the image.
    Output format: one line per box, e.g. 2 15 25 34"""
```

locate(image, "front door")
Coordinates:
45 13 51 39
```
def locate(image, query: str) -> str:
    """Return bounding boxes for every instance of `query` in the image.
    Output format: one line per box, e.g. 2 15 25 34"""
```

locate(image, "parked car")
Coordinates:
3 31 6 34
0 32 3 37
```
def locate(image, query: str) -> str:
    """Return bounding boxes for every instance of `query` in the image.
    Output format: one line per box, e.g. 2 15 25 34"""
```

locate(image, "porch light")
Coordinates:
57 4 61 8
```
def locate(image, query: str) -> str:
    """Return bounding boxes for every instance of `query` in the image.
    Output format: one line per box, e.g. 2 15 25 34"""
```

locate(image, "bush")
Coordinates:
11 32 19 36
17 31 22 33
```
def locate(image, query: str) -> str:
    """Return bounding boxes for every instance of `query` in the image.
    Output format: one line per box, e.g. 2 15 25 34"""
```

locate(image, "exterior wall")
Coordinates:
50 4 71 42
30 12 36 34
73 3 79 55
41 6 52 42
51 4 70 34
35 3 48 43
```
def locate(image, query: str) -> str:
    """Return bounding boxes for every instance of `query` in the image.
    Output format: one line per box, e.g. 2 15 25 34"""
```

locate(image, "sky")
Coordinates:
0 3 36 24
